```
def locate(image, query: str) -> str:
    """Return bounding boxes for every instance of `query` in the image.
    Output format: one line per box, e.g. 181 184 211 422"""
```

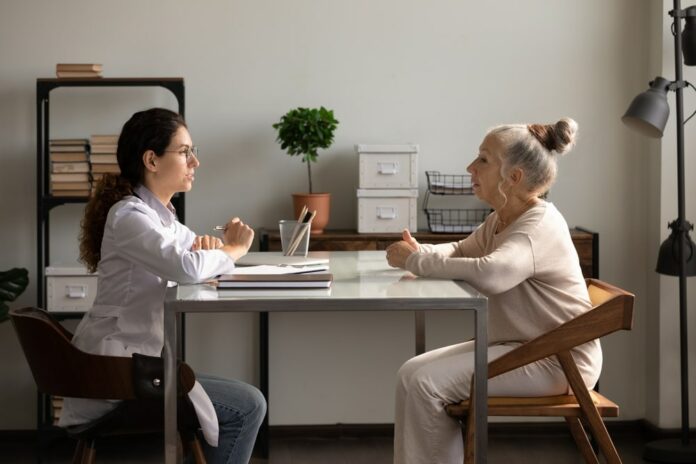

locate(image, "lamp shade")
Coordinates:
682 6 696 65
621 77 671 138
656 221 696 276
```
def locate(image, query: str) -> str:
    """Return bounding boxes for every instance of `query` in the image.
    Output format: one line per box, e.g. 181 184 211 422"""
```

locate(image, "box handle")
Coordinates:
377 162 399 175
66 285 87 299
377 207 397 220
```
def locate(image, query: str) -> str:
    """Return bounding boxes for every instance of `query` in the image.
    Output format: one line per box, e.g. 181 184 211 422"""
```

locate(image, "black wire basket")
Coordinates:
424 208 490 233
425 171 474 194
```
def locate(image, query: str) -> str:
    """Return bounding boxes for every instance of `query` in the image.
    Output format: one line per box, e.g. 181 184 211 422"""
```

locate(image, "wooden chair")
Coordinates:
9 306 206 464
445 279 635 464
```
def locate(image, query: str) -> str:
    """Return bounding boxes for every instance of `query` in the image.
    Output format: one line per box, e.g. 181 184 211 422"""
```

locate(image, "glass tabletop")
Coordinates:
175 250 484 304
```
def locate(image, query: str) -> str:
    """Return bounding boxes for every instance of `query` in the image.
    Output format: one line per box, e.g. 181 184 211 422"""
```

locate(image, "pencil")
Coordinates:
284 205 308 256
287 210 316 256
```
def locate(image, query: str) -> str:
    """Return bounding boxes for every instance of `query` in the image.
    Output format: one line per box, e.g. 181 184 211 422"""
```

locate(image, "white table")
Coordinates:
163 251 489 463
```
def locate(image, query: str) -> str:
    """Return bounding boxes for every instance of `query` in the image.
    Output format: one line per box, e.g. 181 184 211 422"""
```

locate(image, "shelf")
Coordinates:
37 77 184 93
34 77 186 457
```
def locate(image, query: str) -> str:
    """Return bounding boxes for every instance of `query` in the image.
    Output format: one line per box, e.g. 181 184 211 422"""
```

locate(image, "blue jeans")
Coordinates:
197 374 266 464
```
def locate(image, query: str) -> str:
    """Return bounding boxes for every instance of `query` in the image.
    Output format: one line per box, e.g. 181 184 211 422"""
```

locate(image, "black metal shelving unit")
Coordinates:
35 77 185 459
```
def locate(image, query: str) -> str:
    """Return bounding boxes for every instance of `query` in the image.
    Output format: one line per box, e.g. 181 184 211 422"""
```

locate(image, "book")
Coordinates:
50 152 88 162
235 252 329 267
56 63 103 72
217 287 332 298
52 162 90 173
51 189 90 197
49 145 88 152
52 181 91 190
50 138 89 146
90 144 117 154
56 72 102 79
90 134 119 145
91 163 120 173
90 154 118 164
51 172 90 182
217 273 333 289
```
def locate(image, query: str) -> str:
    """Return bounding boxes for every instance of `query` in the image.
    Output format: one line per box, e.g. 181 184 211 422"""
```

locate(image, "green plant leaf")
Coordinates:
0 268 29 323
273 106 339 192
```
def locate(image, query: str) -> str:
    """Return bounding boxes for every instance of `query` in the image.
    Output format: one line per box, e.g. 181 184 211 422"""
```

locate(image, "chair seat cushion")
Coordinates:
445 390 619 418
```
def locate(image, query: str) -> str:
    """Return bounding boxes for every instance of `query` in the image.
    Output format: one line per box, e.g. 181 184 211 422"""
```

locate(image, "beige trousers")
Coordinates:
393 340 597 464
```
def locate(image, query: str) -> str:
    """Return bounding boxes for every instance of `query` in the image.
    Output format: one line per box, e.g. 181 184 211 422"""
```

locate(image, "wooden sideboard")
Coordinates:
259 228 599 279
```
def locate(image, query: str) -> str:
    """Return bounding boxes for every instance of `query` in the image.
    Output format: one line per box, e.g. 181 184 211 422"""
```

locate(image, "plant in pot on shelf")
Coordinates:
0 268 29 323
273 106 339 234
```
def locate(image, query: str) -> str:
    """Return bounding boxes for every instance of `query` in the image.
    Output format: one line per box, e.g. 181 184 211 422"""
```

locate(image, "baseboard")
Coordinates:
268 420 647 439
3 419 693 443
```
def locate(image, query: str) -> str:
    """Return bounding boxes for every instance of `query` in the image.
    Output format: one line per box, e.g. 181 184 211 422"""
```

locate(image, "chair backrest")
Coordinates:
10 307 136 399
488 279 635 379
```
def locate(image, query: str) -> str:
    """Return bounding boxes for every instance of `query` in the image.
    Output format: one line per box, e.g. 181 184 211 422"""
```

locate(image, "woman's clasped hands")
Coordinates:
386 229 420 269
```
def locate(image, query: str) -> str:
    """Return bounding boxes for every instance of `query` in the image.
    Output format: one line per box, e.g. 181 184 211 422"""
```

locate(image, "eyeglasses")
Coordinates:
164 145 198 163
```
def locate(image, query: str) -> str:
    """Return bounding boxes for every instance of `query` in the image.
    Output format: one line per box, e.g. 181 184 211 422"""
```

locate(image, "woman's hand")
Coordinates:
191 235 223 251
386 230 419 269
221 218 255 260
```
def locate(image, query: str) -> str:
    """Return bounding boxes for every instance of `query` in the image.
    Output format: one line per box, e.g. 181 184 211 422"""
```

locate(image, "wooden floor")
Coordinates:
2 428 653 463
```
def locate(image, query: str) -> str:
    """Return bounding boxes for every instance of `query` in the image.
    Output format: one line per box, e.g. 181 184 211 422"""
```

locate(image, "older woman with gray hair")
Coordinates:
387 118 600 464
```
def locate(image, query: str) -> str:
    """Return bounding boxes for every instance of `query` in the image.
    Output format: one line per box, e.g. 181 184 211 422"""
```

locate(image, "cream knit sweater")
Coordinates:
405 201 601 381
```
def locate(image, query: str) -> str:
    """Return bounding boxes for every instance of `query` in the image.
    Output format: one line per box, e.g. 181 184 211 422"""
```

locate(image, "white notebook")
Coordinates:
235 252 329 267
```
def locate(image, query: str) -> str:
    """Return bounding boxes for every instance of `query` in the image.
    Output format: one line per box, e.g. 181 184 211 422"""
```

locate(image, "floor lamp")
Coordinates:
622 1 696 462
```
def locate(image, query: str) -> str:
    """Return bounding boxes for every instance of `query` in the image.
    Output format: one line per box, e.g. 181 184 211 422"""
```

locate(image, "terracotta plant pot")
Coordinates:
292 193 331 235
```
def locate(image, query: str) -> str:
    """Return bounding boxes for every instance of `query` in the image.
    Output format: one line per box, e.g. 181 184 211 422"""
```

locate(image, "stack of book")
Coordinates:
50 139 91 197
55 63 103 79
89 134 119 184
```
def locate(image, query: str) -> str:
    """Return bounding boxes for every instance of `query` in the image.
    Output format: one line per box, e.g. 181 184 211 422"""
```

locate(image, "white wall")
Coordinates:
0 0 658 428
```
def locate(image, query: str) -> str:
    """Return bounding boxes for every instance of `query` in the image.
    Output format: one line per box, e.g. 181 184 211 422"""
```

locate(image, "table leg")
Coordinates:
164 310 178 464
415 310 425 355
474 306 488 463
257 311 269 458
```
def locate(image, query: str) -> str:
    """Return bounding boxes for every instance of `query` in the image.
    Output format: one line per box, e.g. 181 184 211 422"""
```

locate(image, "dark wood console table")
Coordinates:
260 228 598 279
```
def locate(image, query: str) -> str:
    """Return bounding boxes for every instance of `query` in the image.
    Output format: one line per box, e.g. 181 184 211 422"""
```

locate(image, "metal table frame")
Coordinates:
162 251 488 463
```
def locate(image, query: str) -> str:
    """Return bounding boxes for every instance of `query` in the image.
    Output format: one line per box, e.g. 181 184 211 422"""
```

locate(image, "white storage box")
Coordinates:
356 144 419 189
46 266 98 312
357 189 418 233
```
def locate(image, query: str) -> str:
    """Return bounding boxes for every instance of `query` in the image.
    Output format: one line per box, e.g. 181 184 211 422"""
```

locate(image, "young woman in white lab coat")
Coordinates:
59 108 265 464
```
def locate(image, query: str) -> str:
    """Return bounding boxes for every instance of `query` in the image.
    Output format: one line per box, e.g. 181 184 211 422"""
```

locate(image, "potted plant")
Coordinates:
273 106 339 234
0 268 29 323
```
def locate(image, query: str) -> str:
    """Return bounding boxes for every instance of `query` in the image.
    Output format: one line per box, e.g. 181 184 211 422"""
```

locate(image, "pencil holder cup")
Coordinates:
279 220 311 257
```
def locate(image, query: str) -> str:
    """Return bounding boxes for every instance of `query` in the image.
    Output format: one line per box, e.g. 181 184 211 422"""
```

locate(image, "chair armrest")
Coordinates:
48 351 195 400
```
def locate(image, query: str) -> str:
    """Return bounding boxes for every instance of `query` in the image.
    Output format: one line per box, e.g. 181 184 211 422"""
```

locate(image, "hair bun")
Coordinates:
549 118 578 155
527 118 578 155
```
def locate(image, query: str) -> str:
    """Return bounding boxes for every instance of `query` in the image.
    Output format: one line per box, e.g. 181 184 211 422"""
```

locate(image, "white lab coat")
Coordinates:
58 184 236 446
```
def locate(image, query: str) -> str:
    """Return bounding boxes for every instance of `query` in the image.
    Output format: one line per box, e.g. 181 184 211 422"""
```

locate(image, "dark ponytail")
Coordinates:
79 108 187 272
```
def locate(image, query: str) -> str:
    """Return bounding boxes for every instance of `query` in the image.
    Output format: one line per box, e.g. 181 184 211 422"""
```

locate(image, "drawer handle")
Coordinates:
377 207 397 220
66 285 87 299
377 162 399 175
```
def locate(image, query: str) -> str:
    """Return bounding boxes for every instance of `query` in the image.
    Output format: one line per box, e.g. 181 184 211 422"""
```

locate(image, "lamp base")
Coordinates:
644 439 696 463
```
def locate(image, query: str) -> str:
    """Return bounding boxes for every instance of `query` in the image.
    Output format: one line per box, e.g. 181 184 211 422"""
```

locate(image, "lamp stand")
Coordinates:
644 0 696 461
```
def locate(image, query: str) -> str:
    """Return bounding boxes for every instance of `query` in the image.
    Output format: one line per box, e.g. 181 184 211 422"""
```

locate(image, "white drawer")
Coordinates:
46 266 98 312
356 144 418 189
357 189 418 233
